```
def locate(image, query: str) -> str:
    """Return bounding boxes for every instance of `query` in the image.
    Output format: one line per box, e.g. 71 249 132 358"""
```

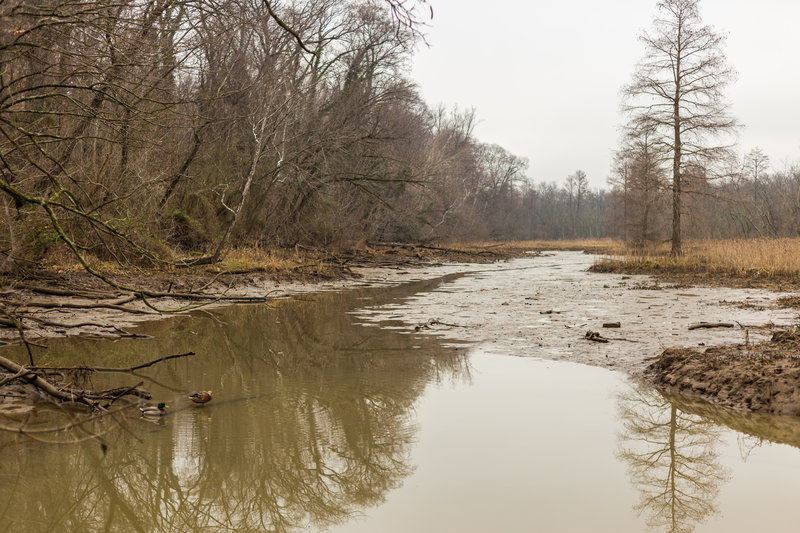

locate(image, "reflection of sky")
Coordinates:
328 351 800 533
172 410 204 488
329 352 644 532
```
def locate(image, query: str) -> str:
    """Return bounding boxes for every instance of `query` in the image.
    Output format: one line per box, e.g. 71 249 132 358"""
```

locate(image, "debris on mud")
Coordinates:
414 319 466 331
687 322 734 330
584 330 609 343
644 328 800 416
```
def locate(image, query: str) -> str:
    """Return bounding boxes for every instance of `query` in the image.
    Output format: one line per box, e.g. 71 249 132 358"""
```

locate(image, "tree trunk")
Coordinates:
671 72 682 256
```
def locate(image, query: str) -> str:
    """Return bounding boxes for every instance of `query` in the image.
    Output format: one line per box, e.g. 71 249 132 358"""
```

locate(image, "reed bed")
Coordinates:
599 238 800 280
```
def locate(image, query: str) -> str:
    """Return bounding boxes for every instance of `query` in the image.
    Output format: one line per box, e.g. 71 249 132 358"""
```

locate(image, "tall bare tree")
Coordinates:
623 0 737 255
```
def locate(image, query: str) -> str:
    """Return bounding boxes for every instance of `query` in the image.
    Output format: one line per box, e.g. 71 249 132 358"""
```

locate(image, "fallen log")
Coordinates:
18 284 121 299
688 322 735 331
133 289 268 302
0 297 154 314
0 354 100 410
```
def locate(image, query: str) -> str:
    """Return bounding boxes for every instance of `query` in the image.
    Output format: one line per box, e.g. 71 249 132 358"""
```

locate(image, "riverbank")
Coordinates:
3 242 800 420
644 328 800 416
587 238 800 415
0 242 519 342
0 240 624 343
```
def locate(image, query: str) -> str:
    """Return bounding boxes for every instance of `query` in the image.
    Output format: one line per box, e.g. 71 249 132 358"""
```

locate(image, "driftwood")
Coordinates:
0 297 154 314
585 330 609 343
369 241 500 257
0 353 101 409
602 322 621 328
688 322 735 331
18 284 121 299
0 352 193 409
414 319 466 331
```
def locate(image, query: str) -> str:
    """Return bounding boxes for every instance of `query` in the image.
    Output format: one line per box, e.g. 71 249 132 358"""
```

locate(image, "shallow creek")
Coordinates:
2 252 800 532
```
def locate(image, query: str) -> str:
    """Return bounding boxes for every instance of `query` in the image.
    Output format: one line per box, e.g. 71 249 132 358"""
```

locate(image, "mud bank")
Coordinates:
645 329 800 415
356 252 797 375
0 261 487 343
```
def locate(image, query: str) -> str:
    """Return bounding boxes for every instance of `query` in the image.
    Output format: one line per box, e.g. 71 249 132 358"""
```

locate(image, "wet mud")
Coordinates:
646 329 800 415
355 251 798 376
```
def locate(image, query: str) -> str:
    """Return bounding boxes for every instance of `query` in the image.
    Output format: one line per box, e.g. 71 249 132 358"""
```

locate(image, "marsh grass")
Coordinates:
596 238 800 282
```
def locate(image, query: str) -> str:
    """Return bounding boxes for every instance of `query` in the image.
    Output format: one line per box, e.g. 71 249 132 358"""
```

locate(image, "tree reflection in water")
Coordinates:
617 384 731 533
0 281 471 532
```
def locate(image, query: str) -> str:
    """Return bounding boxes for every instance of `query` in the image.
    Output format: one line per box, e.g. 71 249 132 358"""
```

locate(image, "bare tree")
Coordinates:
623 0 738 255
611 126 669 244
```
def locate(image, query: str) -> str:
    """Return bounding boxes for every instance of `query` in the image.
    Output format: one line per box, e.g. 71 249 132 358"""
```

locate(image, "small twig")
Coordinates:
0 367 33 387
1 308 37 365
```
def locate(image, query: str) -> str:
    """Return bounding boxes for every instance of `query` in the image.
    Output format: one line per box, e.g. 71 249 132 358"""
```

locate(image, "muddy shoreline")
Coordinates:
2 248 800 418
644 329 800 416
0 243 521 343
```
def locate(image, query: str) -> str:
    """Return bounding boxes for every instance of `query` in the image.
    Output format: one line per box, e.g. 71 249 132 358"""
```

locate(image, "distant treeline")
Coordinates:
1 1 798 275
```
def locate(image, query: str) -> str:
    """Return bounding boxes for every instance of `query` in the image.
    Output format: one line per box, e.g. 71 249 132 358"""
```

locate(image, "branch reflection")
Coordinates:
0 281 470 531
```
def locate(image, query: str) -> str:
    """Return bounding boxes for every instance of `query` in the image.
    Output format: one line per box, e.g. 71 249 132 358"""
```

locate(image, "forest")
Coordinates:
2 0 800 278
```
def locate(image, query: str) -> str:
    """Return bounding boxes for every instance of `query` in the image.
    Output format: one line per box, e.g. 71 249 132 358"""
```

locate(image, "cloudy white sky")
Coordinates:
410 0 800 188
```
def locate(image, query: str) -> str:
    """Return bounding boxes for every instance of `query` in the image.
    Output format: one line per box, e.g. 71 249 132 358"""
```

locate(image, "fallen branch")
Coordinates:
0 367 31 387
70 382 151 401
414 319 466 331
19 316 151 337
133 290 267 302
0 297 154 314
0 354 99 410
18 284 121 299
27 351 196 373
0 317 26 328
688 322 735 331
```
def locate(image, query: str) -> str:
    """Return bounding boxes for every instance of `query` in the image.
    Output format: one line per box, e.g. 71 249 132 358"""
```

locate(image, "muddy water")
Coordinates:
1 253 800 532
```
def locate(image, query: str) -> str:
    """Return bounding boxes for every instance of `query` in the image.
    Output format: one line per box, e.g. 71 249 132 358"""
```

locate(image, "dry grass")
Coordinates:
36 244 346 280
445 238 625 255
595 238 800 285
213 246 333 273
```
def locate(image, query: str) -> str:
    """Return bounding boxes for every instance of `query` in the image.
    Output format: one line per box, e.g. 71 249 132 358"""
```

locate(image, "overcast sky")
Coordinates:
410 0 800 189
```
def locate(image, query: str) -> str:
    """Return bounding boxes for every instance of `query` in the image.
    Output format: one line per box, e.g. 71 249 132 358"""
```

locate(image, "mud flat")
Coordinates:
355 250 800 416
356 251 797 375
